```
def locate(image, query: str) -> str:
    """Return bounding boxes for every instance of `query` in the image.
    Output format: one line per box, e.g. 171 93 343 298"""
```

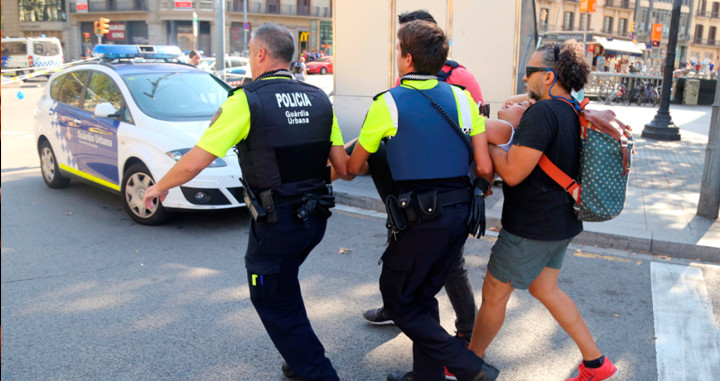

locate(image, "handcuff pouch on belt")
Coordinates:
467 178 490 238
386 191 444 241
398 191 442 224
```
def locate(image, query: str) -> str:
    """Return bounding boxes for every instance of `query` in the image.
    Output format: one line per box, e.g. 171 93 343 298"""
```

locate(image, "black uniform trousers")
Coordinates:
245 204 339 381
380 202 488 381
351 140 478 337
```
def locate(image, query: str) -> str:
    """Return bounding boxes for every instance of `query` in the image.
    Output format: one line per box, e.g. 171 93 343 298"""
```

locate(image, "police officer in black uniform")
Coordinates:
347 20 498 381
143 23 352 381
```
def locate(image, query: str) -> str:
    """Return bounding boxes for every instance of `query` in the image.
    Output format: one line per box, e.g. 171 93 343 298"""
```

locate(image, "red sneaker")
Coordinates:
566 357 619 381
444 366 457 381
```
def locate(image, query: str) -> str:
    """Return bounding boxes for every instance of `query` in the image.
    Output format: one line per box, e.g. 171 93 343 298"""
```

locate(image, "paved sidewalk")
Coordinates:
333 103 720 263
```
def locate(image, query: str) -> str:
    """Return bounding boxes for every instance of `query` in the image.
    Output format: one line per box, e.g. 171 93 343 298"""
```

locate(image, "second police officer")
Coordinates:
143 23 352 381
347 20 498 381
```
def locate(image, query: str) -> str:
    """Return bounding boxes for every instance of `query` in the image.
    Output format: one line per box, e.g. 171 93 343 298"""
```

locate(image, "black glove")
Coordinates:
467 178 489 238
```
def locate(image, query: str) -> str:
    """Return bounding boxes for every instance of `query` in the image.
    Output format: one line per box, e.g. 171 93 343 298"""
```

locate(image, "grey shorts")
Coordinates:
487 229 573 290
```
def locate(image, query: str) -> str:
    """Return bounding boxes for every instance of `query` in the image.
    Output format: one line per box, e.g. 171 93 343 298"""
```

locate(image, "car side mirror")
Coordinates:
94 102 120 118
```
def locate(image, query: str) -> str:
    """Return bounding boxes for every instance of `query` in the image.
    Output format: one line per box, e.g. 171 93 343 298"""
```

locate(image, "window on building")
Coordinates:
709 26 717 45
712 2 720 17
699 0 708 15
695 24 705 43
618 18 628 35
19 0 66 22
297 0 310 15
231 0 244 12
580 13 592 31
539 8 550 30
266 0 280 14
606 0 614 7
563 11 575 31
603 16 614 33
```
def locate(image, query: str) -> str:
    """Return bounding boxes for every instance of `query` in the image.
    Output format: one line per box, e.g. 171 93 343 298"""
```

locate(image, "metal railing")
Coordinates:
70 0 148 12
585 72 665 104
696 9 720 18
605 0 634 9
692 37 719 46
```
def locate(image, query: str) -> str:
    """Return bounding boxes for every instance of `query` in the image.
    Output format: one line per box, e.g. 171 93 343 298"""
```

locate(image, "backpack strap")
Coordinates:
559 96 631 176
437 60 461 82
538 97 587 206
538 155 581 205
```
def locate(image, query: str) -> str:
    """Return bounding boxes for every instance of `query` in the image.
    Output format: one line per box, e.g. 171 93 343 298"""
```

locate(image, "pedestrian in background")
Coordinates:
142 23 353 381
348 19 497 381
468 40 619 381
188 50 201 66
293 56 307 81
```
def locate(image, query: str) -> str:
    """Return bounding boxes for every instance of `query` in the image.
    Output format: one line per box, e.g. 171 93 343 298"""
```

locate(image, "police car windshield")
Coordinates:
122 71 228 121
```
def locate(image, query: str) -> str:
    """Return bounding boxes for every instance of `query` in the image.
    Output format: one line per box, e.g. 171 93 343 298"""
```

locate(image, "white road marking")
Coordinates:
651 261 720 381
335 203 386 219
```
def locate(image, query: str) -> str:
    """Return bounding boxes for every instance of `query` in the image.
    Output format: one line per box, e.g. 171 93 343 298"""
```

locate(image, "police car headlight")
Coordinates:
166 148 227 167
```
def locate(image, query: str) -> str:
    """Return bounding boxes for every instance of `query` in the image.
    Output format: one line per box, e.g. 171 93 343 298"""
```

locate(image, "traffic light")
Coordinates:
630 20 635 33
652 40 660 47
94 21 101 35
83 32 91 43
98 18 110 35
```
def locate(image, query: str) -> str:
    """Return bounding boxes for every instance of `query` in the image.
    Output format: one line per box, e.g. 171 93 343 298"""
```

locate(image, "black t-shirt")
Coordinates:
501 99 583 241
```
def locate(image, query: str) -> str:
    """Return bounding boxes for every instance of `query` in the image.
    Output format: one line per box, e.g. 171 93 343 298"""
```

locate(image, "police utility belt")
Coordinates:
240 178 334 225
384 189 468 240
384 178 489 241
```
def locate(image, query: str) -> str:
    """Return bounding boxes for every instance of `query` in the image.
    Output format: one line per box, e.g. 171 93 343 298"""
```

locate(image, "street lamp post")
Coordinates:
642 0 682 141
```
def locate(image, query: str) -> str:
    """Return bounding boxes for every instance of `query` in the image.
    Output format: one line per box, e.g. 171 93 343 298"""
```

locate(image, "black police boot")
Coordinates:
386 371 414 381
281 362 304 380
470 362 500 381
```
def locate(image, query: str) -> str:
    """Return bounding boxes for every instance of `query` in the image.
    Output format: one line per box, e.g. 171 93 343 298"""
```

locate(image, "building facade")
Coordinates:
535 0 719 67
1 0 333 61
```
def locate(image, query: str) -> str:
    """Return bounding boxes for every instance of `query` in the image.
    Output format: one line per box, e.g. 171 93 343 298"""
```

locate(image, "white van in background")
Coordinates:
1 37 64 76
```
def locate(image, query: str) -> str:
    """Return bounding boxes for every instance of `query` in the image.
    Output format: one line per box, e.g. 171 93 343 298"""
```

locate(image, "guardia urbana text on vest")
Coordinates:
275 92 312 125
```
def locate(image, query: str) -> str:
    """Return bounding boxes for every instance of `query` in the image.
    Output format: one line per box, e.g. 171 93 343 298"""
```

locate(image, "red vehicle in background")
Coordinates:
306 56 333 74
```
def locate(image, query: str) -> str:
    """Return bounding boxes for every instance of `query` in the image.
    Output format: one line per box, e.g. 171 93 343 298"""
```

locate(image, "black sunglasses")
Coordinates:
525 66 552 77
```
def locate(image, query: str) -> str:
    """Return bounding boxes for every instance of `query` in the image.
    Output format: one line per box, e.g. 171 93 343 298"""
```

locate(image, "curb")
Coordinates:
334 190 720 264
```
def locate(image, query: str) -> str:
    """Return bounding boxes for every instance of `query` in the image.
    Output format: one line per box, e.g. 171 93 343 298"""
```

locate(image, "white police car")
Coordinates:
34 45 245 225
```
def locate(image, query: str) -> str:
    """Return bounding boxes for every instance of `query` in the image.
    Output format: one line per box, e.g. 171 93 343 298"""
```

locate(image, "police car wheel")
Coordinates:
121 163 168 225
39 141 70 188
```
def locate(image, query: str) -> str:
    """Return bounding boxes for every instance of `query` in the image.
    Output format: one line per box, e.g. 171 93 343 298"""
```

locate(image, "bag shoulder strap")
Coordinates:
538 97 586 205
538 155 581 204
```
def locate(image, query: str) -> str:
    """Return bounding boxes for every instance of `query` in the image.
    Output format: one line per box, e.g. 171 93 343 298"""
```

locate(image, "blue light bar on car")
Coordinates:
92 45 183 60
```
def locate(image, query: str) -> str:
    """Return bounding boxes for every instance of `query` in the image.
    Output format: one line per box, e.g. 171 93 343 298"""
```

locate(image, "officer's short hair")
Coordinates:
397 20 448 75
398 9 437 25
252 23 295 64
188 50 199 59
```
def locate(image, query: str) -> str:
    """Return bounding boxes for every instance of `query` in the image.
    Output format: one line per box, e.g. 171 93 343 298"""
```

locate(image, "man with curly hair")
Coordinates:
468 40 619 381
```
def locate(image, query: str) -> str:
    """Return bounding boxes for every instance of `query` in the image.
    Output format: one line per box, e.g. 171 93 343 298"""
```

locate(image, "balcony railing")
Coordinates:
605 0 634 9
70 0 148 12
692 37 718 46
697 9 720 18
156 0 330 16
157 0 212 11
